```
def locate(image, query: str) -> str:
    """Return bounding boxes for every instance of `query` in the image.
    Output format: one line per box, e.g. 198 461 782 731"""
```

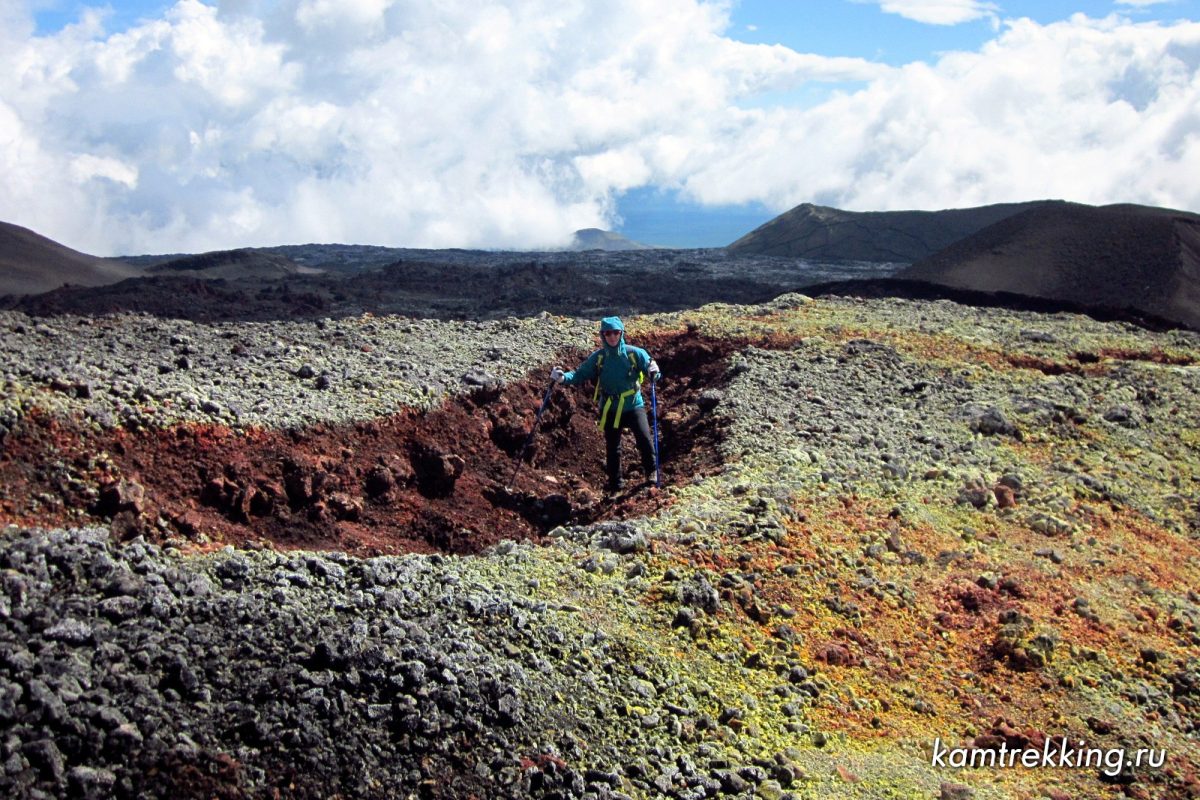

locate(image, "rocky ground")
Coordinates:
2 294 1199 799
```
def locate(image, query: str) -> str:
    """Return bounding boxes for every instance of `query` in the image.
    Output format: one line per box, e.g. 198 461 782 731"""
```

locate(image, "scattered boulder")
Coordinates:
410 443 466 498
813 642 858 667
957 477 994 509
461 367 500 389
679 574 721 615
327 492 363 521
95 478 146 517
364 465 396 498
1027 511 1073 537
596 522 649 555
991 617 1058 672
960 404 1020 438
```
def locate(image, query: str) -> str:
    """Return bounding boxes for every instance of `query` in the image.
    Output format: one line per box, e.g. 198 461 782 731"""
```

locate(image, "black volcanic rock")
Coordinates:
727 201 1052 263
6 254 815 322
901 202 1200 329
0 222 141 295
10 275 264 320
147 248 316 280
2 221 908 322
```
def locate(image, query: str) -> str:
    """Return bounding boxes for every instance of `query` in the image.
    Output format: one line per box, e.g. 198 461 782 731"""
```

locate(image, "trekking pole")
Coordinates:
507 381 556 490
650 375 662 488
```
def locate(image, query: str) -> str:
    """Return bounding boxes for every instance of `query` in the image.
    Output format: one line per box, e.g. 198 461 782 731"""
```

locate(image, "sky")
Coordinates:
2 1 1199 254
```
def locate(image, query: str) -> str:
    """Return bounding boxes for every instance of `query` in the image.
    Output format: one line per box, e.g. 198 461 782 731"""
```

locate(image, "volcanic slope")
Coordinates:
2 297 1200 799
726 202 1051 262
902 202 1200 330
0 221 141 295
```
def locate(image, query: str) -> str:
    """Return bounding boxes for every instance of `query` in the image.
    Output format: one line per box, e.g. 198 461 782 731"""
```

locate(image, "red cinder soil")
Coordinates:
0 333 758 556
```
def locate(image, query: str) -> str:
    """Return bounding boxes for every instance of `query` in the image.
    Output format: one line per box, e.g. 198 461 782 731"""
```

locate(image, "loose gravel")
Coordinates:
0 312 595 432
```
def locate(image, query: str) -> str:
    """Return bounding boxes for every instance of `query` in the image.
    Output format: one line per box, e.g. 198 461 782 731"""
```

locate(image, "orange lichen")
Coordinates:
1097 347 1195 366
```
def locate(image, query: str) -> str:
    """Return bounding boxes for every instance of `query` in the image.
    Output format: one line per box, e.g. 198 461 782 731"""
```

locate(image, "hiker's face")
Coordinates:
603 330 621 345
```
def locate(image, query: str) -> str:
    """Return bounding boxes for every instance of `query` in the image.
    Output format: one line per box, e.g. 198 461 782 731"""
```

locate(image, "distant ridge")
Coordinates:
0 222 140 295
901 202 1200 330
568 228 655 251
728 201 1054 262
147 248 321 280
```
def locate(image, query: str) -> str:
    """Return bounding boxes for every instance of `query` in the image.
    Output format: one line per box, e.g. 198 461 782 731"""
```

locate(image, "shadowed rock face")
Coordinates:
726 201 1053 263
901 202 1200 330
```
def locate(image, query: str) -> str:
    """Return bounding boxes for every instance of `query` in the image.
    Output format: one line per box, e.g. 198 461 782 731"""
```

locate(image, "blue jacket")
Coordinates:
563 317 654 425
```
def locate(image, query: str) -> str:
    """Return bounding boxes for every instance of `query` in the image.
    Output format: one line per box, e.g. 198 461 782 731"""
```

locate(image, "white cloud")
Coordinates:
869 0 999 26
574 148 652 192
0 0 886 253
69 153 138 187
681 14 1200 217
167 0 297 108
0 2 1198 254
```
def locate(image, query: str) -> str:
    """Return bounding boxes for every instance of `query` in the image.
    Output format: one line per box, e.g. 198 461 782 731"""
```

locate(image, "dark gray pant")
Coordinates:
604 406 656 488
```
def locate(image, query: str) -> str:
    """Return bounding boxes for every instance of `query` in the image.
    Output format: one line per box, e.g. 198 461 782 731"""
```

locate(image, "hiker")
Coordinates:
551 317 660 493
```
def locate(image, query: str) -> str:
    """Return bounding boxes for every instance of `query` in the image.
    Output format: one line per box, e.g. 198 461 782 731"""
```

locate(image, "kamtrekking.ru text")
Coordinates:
931 737 1166 778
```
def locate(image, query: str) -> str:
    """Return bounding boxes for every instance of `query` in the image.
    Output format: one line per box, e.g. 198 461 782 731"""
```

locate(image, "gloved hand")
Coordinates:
647 359 661 382
550 366 565 384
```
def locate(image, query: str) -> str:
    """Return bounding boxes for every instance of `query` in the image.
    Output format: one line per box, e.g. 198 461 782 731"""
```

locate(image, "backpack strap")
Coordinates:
592 353 605 403
591 351 642 401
